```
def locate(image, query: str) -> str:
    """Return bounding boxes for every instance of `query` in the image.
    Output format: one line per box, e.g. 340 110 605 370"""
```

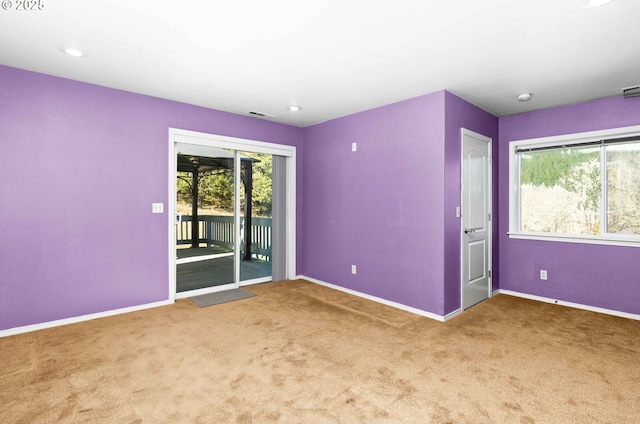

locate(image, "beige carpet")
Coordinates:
1 279 639 423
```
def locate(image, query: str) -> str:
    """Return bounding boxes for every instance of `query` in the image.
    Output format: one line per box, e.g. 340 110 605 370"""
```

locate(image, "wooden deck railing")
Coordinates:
176 215 272 260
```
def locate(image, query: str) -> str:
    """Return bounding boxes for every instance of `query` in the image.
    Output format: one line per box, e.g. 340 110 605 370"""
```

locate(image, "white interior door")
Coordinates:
461 129 492 310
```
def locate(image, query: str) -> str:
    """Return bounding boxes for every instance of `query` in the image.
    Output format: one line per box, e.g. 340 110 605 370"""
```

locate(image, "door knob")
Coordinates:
464 228 476 234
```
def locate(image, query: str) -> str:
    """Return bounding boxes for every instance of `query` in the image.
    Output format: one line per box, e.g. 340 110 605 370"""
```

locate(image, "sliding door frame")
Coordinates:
168 128 296 301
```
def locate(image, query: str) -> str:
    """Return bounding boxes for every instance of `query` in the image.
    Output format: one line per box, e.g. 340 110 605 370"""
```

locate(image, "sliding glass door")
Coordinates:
170 128 295 299
173 143 287 297
175 145 237 293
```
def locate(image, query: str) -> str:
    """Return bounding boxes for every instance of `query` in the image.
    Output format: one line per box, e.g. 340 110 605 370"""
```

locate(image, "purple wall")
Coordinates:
5 62 636 331
0 65 302 331
301 92 446 314
443 92 499 314
301 91 498 316
498 96 640 314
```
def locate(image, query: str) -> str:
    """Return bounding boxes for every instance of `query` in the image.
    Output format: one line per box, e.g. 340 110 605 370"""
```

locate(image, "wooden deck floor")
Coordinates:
176 247 272 293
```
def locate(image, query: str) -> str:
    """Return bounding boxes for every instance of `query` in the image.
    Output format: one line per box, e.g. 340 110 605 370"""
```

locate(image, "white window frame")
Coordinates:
509 124 640 248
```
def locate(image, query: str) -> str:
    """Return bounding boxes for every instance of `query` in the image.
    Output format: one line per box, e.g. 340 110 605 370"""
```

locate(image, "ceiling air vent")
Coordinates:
246 110 276 119
622 85 640 99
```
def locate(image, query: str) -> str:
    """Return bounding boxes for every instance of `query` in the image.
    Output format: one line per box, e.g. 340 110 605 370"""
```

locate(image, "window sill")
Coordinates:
507 232 640 248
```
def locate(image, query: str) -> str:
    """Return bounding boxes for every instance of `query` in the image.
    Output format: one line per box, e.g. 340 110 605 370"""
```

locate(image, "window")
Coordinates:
509 125 640 247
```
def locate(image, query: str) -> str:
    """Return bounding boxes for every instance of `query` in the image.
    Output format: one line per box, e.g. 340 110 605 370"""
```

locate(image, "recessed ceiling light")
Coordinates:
517 93 533 102
287 105 302 112
63 48 85 57
580 0 614 8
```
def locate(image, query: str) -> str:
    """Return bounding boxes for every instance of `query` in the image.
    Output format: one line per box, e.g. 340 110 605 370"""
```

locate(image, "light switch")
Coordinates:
352 142 357 152
152 203 164 214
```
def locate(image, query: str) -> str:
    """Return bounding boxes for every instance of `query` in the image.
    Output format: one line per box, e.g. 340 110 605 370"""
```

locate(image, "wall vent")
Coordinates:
246 110 276 118
622 85 640 98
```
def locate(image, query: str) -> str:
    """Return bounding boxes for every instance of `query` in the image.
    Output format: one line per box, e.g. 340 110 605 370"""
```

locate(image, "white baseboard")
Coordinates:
0 299 174 338
497 289 640 321
297 275 455 322
14 283 626 339
443 308 463 321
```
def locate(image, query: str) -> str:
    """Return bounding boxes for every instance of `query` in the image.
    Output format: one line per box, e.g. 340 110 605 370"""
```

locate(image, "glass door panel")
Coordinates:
176 146 236 292
239 151 273 283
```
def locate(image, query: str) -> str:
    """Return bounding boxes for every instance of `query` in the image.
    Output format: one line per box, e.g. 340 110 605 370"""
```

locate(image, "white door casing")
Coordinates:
461 128 492 310
168 128 296 302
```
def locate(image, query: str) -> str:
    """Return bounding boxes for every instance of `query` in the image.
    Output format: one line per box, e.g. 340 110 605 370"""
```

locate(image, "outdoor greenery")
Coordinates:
607 144 640 234
520 143 640 235
177 152 272 217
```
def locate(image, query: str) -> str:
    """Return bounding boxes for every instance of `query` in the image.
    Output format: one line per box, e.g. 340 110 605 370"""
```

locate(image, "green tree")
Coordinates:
243 153 272 216
607 145 640 234
521 148 598 188
521 147 600 234
176 153 273 217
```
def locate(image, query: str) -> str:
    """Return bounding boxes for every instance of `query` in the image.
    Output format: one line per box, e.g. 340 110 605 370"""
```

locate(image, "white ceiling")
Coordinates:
1 0 638 127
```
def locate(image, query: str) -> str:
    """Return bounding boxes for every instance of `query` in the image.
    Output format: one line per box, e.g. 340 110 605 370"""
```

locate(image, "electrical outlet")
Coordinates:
540 270 548 280
351 265 357 275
